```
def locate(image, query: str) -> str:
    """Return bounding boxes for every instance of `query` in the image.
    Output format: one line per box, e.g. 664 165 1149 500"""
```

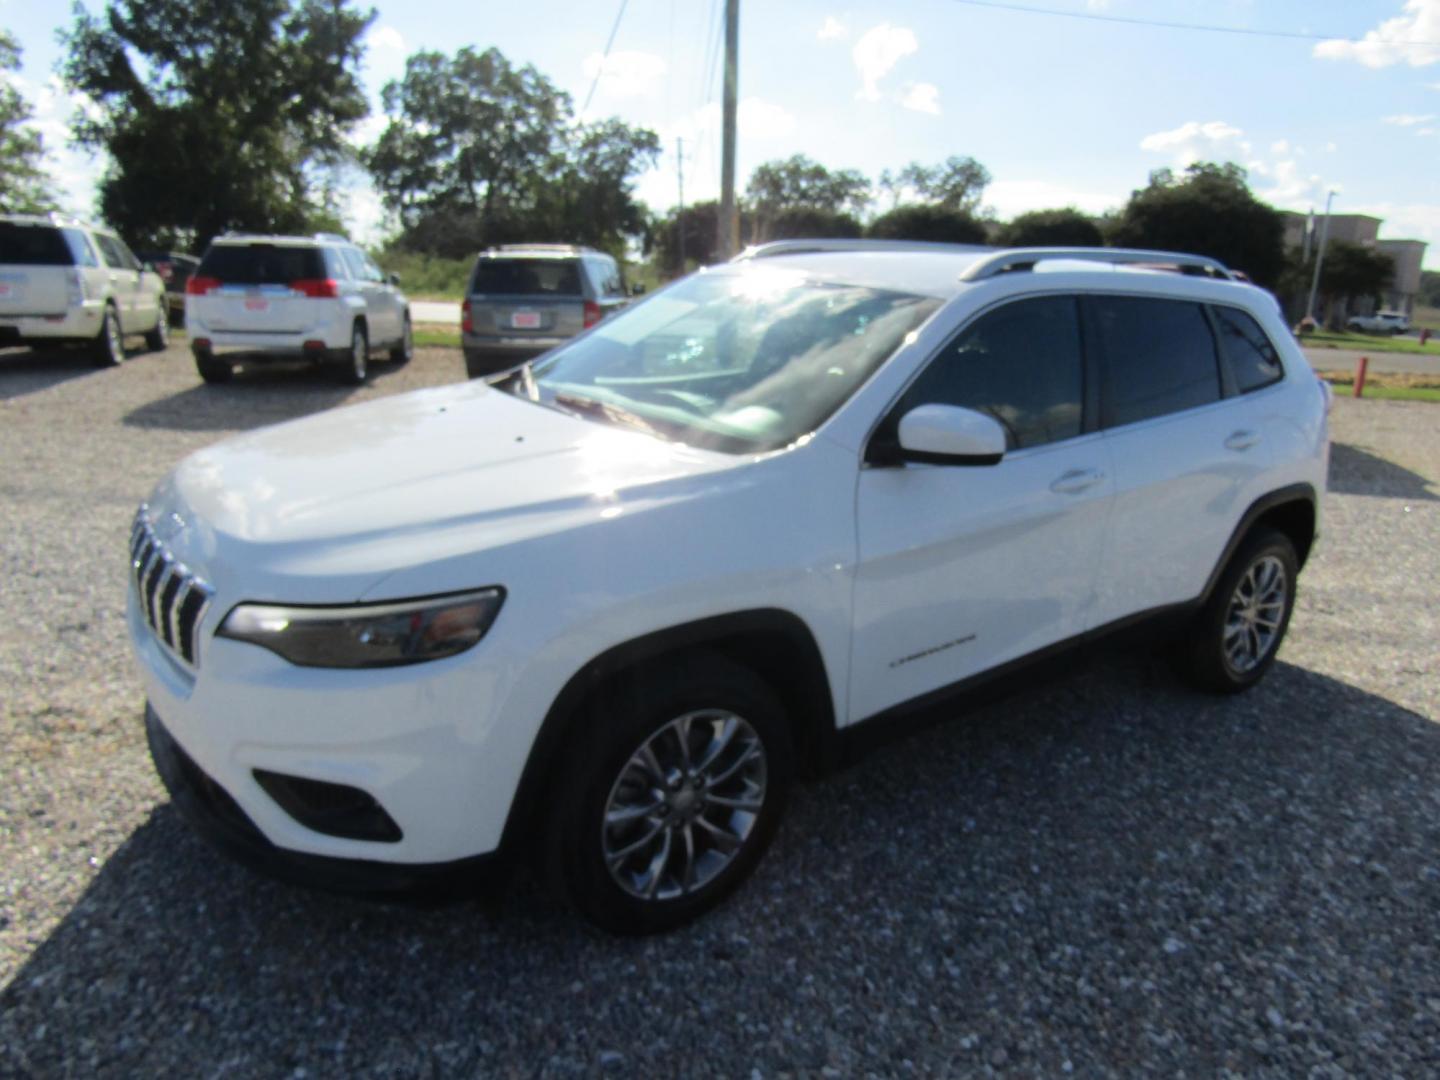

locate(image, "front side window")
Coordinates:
886 295 1085 451
1092 296 1221 428
1213 306 1284 393
518 267 940 453
62 229 99 267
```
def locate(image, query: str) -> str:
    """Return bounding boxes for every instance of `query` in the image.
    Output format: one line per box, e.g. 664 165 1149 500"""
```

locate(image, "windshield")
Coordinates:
525 267 939 453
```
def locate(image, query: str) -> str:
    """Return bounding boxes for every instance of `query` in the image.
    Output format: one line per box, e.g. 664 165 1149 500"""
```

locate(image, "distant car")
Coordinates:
0 213 169 364
461 244 639 379
135 250 200 326
185 232 412 385
1347 310 1409 335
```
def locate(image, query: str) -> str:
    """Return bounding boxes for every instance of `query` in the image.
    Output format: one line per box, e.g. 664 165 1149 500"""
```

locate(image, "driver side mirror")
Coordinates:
388 272 402 286
896 404 1006 465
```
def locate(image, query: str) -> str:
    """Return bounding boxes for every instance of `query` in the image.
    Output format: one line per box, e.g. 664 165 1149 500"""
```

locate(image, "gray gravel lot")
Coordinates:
1 341 1438 1077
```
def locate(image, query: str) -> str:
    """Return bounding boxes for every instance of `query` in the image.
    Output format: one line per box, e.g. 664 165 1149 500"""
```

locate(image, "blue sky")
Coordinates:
5 0 1440 267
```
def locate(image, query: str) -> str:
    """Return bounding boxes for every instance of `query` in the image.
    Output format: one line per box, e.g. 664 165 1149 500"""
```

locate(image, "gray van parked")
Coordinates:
461 245 636 378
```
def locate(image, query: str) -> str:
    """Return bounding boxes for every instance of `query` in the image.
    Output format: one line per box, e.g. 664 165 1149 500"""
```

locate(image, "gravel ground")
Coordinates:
2 341 1438 1077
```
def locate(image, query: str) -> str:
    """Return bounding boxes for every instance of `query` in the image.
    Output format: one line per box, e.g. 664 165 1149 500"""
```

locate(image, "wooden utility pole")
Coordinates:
677 137 686 272
716 0 739 259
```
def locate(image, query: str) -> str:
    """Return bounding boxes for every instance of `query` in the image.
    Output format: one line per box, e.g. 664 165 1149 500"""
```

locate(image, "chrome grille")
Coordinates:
130 505 213 668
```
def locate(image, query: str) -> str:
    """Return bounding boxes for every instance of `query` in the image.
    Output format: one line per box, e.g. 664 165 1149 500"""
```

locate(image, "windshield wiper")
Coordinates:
553 392 665 439
493 360 539 401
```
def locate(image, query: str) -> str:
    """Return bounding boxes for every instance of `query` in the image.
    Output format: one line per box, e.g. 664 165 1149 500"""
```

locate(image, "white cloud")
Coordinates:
350 111 390 149
852 23 917 101
1270 139 1291 155
1346 201 1440 259
1140 119 1244 153
4 72 106 217
672 97 798 144
898 82 940 115
1140 119 1336 211
1383 112 1436 124
985 178 1120 218
580 50 667 101
1313 0 1440 68
818 16 848 40
367 25 406 52
1419 127 1438 135
1325 141 1339 152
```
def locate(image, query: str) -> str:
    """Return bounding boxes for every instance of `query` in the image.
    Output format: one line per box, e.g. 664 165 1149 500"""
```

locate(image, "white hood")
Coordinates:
146 382 744 602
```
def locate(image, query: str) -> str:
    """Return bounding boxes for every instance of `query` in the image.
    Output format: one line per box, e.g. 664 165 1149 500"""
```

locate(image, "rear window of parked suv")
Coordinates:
471 259 582 296
198 244 326 284
0 224 95 266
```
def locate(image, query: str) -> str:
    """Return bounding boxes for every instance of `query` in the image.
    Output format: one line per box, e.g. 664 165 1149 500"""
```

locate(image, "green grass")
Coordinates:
413 327 461 349
1320 378 1440 403
1300 330 1440 355
374 252 471 301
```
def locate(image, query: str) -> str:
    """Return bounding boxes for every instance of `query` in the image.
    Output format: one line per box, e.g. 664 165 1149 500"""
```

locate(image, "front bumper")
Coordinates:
145 705 499 896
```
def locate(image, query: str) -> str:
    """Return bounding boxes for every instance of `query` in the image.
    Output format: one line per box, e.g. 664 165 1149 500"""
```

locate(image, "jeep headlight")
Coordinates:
217 588 505 668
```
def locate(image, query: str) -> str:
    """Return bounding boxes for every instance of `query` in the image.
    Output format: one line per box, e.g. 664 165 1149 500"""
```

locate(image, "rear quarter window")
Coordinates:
471 258 582 296
0 224 75 266
198 245 325 284
1092 296 1222 428
1213 306 1285 392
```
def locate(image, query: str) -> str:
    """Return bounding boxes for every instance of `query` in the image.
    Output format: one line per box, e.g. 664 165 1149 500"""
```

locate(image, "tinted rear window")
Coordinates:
1213 306 1284 393
198 244 324 284
0 224 74 266
1092 296 1221 427
471 258 582 296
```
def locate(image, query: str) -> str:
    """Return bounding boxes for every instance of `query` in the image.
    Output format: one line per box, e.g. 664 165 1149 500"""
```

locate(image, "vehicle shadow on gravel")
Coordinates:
120 362 411 432
4 656 1438 1074
0 347 108 401
1329 441 1437 501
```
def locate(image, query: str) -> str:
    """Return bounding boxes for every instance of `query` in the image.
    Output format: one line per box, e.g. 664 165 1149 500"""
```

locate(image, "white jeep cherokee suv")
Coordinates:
0 213 168 364
185 232 412 384
129 243 1328 933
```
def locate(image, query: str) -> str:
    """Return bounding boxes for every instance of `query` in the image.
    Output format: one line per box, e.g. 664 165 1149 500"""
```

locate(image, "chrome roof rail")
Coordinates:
733 239 992 261
958 247 1235 282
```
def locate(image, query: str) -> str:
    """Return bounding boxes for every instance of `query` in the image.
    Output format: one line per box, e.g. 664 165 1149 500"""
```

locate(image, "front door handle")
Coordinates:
1050 467 1105 494
1225 429 1261 451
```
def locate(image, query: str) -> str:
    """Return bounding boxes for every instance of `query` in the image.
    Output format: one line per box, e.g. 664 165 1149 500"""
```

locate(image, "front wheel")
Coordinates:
389 314 412 365
144 306 169 352
544 654 793 934
1175 527 1297 693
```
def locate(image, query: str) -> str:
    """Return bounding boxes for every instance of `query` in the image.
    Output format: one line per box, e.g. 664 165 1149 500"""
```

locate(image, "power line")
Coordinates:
582 0 632 115
944 0 1440 47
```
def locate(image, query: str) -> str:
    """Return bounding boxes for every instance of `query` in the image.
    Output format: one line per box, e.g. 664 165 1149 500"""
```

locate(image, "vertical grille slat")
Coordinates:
129 505 213 670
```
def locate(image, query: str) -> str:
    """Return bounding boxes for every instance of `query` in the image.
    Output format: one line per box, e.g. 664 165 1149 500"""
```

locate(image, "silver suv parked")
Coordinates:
461 244 637 378
0 213 169 365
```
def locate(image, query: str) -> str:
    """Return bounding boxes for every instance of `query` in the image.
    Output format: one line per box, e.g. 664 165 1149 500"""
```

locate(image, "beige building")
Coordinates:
1281 211 1429 317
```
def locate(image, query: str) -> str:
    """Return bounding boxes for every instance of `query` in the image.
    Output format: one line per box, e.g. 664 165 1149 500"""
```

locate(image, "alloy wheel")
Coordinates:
1223 554 1287 673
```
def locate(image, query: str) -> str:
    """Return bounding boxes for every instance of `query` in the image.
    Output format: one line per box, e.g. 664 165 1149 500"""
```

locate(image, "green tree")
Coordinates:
62 0 373 250
0 32 54 213
1110 163 1285 287
746 154 869 238
996 208 1103 248
868 204 988 245
1321 242 1394 316
879 156 990 214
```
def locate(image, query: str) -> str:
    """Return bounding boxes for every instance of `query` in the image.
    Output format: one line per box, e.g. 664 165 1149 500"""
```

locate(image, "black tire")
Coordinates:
338 321 368 385
194 347 232 384
93 305 124 367
543 652 794 935
1175 527 1298 694
144 308 169 352
463 350 488 380
389 314 413 365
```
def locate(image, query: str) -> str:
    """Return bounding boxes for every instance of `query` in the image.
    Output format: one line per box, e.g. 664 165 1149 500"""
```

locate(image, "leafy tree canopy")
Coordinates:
62 0 374 250
1110 162 1285 287
879 156 990 214
868 204 988 245
1318 241 1394 303
368 47 658 257
746 154 870 220
996 208 1103 248
0 32 54 213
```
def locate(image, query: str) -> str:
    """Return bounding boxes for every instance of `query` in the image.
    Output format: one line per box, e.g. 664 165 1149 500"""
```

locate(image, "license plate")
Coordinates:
511 311 541 329
244 297 269 312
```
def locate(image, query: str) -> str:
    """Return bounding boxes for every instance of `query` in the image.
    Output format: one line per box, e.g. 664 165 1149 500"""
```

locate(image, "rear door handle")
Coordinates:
1225 430 1261 451
1050 467 1105 494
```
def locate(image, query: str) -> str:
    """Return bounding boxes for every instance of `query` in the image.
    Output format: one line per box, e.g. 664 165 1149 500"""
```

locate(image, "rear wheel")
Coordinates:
93 305 124 367
144 307 169 352
1175 527 1297 693
544 653 793 935
338 321 368 385
194 347 232 384
389 314 412 365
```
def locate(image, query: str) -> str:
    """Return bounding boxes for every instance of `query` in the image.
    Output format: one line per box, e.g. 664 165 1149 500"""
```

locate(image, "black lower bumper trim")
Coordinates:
144 704 501 897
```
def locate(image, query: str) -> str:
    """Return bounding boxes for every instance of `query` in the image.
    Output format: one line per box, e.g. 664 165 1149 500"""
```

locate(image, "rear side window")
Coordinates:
323 247 349 280
198 244 325 284
1213 306 1284 392
471 258 582 296
62 229 99 267
890 295 1085 451
95 234 134 270
1092 296 1221 428
0 224 74 265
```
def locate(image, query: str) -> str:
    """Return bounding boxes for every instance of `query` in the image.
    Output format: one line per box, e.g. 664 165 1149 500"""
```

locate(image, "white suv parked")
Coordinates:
1346 310 1409 335
0 213 168 364
185 232 412 384
129 243 1328 933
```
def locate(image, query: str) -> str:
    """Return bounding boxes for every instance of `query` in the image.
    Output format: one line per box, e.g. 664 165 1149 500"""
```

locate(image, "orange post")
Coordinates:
1353 356 1369 398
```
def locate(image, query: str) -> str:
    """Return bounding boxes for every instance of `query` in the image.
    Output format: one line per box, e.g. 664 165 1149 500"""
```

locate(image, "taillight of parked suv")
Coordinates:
583 300 601 328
